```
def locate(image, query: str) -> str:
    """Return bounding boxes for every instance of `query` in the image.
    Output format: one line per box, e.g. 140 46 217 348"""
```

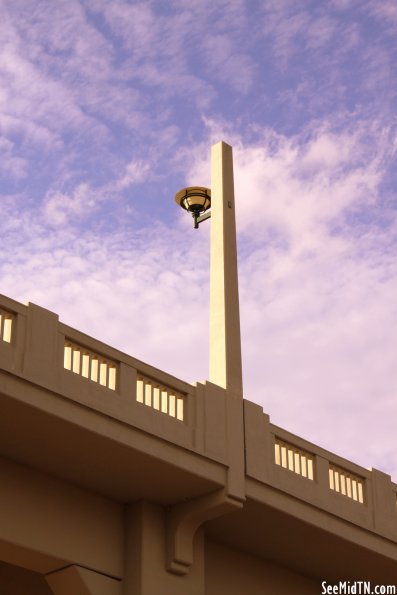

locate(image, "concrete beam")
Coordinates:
46 566 121 595
0 457 123 577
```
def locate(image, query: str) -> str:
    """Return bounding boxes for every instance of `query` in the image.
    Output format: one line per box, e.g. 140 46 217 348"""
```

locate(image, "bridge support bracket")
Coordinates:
166 487 244 575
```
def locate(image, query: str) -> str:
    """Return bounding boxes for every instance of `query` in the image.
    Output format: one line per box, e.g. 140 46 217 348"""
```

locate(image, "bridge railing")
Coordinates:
244 400 397 541
0 296 196 452
1 295 396 543
0 296 239 465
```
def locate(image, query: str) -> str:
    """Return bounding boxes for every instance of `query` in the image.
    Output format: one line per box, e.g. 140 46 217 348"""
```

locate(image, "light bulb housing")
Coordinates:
175 186 211 228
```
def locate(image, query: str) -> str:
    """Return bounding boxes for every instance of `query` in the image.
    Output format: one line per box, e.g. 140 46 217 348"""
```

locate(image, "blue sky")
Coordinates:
1 0 397 478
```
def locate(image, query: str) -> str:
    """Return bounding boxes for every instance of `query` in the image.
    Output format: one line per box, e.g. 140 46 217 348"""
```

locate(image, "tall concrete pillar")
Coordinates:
209 141 243 398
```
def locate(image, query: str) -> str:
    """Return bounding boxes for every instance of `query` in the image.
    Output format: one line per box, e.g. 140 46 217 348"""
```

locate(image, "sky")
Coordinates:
1 0 397 480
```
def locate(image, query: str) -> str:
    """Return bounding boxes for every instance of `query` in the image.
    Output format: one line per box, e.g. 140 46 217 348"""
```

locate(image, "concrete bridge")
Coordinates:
0 293 396 594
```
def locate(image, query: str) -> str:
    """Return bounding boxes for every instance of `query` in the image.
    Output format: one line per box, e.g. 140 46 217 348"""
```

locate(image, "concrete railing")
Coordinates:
271 424 397 535
1 295 396 544
244 399 397 542
0 296 196 449
274 432 365 504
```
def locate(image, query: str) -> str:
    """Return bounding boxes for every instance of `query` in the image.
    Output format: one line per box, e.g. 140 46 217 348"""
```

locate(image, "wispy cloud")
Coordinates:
41 156 152 226
43 183 98 226
366 0 397 27
0 137 27 179
113 159 151 191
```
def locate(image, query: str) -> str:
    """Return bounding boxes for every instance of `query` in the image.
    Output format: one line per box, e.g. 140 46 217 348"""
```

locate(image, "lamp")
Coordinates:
175 186 211 229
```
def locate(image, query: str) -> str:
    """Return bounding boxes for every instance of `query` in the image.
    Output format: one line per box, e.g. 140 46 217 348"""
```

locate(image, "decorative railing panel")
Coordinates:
274 437 315 480
64 340 117 390
0 308 13 343
329 464 365 503
136 375 185 421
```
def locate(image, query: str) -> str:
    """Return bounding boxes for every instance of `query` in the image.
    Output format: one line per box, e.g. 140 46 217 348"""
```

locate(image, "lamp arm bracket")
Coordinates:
195 210 211 227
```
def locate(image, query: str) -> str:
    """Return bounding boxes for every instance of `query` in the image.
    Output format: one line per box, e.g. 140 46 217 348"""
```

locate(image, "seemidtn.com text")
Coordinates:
322 582 396 595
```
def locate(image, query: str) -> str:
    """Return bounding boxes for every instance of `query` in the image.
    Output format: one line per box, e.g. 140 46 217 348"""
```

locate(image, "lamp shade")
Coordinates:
175 186 211 214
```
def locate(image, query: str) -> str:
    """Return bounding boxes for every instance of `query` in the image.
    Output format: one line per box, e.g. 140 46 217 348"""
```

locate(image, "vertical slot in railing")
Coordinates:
329 464 365 504
0 309 14 343
274 438 315 480
136 375 185 421
64 340 117 390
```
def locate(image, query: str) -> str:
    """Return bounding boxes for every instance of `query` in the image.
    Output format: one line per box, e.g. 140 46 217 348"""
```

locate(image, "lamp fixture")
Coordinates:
175 186 211 229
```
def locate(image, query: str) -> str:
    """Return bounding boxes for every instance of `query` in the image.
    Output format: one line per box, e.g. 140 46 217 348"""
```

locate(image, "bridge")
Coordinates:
0 293 396 594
